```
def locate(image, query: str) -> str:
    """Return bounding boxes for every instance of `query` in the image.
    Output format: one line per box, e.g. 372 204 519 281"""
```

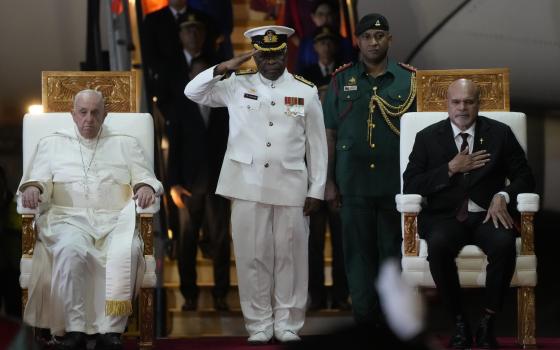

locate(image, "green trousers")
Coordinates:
339 195 402 323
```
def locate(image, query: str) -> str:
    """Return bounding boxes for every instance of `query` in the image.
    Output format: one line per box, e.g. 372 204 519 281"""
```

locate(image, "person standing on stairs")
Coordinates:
184 25 328 344
169 55 232 312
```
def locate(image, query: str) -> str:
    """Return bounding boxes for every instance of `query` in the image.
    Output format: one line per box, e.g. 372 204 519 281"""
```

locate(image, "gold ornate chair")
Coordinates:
18 71 156 350
396 68 538 348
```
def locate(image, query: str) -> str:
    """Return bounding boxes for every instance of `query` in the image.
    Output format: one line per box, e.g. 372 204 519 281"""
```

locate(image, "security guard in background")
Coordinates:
184 25 328 344
322 13 417 324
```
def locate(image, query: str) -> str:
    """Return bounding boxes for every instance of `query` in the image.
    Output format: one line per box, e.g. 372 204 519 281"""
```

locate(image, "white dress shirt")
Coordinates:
450 121 509 211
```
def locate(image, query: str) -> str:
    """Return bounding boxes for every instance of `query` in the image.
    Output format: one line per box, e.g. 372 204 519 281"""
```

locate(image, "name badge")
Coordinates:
343 85 358 91
244 93 258 100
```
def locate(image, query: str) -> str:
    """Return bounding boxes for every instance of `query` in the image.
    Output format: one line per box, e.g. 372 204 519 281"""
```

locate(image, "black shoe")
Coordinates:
331 298 351 311
35 328 54 348
475 313 499 349
213 296 229 311
94 333 123 350
449 314 472 349
54 332 87 350
182 297 198 311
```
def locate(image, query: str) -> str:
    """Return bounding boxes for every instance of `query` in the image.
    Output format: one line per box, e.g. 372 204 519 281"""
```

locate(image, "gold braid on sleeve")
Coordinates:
367 73 416 141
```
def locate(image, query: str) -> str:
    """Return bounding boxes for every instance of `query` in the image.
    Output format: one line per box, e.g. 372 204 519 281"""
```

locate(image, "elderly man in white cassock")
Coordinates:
18 89 163 350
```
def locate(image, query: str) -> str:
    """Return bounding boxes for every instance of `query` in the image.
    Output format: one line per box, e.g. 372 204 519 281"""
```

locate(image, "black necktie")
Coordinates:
459 133 469 153
456 133 469 222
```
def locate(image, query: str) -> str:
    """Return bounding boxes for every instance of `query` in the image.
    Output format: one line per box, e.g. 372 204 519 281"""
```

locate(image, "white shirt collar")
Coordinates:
318 61 334 76
450 120 476 138
169 6 186 18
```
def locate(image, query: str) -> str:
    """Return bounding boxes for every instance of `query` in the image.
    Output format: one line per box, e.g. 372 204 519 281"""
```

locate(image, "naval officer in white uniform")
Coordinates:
184 25 328 344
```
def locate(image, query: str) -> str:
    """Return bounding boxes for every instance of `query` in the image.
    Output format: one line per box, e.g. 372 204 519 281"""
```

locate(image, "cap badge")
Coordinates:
375 19 381 27
263 30 278 43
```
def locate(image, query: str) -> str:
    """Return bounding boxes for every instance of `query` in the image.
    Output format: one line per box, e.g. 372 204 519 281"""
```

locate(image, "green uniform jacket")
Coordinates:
323 59 416 197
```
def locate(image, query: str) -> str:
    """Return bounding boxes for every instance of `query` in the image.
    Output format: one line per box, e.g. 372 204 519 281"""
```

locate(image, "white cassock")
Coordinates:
17 126 163 336
185 67 327 337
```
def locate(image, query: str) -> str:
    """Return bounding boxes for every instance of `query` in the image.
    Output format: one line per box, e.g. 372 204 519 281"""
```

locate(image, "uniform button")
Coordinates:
370 163 375 169
266 142 271 147
371 123 376 128
271 101 276 106
269 121 273 126
271 83 275 88
264 163 270 168
342 145 347 149
370 143 375 148
346 95 350 98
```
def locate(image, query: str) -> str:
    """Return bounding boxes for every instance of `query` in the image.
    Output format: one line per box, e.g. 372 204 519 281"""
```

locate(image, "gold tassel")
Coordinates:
105 300 133 316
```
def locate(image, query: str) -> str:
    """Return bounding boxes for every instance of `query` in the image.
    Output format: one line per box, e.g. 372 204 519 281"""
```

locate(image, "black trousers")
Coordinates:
425 212 516 315
308 201 348 304
177 192 231 300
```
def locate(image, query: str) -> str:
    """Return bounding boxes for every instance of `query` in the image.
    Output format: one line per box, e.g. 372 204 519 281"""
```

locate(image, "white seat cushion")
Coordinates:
402 238 537 288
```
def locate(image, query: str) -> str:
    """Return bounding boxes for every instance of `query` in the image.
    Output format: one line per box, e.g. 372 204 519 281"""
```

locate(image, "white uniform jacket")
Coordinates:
185 66 328 206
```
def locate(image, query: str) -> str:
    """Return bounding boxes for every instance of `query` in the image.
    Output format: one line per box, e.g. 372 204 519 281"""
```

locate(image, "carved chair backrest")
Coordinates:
415 68 509 112
42 71 140 112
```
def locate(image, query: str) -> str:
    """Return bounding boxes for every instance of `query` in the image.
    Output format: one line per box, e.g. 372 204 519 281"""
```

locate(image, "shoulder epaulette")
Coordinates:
332 62 353 76
398 62 417 73
293 74 315 87
235 68 257 75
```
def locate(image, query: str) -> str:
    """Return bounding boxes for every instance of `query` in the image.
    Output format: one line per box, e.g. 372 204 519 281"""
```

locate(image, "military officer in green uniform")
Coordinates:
322 13 417 323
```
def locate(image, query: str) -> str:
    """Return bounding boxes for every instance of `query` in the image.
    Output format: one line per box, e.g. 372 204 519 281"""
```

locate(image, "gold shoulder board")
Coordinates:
293 74 315 87
398 62 417 73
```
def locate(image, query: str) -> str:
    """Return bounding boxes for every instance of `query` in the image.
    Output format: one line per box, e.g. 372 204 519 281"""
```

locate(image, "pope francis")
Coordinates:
18 89 163 350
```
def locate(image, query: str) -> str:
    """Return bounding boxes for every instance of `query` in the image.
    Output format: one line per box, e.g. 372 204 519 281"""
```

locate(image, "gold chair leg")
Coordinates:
517 287 536 349
139 288 154 350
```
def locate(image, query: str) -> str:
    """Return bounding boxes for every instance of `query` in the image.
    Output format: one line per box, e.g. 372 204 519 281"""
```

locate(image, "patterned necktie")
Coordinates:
456 133 469 222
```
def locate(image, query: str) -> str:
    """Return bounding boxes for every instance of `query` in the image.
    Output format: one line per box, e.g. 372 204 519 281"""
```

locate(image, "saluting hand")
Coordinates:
214 50 256 76
448 148 491 176
134 185 156 209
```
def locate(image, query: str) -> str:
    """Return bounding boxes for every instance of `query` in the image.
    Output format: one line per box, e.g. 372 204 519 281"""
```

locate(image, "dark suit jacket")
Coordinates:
300 61 340 88
403 116 535 233
167 97 229 193
142 6 214 105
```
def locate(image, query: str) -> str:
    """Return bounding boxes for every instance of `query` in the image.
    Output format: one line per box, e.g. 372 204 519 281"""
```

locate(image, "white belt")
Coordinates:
52 183 132 210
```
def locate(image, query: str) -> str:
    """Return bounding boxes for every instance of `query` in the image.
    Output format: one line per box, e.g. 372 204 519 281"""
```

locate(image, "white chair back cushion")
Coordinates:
399 112 527 190
22 113 155 173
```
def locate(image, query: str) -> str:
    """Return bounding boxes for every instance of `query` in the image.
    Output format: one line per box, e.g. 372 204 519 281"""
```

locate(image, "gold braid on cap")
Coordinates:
367 73 416 142
252 43 287 52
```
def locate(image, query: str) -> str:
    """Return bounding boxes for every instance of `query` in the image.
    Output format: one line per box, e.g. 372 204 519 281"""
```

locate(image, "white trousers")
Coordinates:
47 224 142 335
231 199 309 336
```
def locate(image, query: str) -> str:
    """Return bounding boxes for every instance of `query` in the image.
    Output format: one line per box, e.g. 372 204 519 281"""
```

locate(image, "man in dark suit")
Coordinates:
403 79 535 349
142 0 213 131
300 25 349 311
168 56 231 311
